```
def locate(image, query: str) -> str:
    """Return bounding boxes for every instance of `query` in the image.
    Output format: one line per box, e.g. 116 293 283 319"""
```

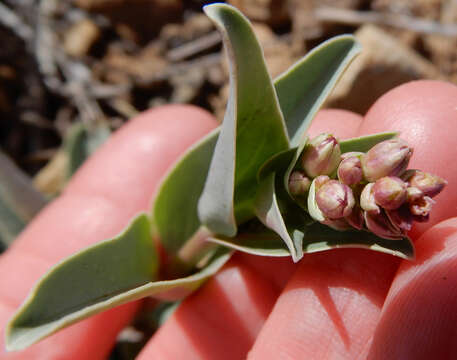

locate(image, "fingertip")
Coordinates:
308 109 363 140
249 249 399 359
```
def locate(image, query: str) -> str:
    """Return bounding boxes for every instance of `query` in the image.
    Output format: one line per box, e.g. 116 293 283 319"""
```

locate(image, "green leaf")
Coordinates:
209 232 289 257
254 173 303 262
210 222 414 260
275 35 361 147
257 148 297 182
6 214 157 350
154 33 361 251
198 4 289 237
7 215 232 351
65 122 111 177
0 151 47 248
340 132 398 153
152 129 219 254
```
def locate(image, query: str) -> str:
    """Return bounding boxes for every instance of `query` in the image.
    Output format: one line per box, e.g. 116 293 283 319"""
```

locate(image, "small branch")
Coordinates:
315 6 457 37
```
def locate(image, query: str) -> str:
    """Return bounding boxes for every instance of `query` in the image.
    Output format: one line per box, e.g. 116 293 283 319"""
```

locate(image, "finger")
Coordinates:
0 105 217 359
249 81 456 359
138 109 362 360
368 217 457 359
137 254 281 360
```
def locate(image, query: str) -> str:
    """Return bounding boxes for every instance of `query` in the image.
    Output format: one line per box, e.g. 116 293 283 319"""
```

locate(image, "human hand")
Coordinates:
1 80 456 359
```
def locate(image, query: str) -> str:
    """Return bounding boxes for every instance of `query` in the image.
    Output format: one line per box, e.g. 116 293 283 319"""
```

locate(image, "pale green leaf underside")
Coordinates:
6 214 156 350
210 223 414 260
254 174 303 262
275 35 361 147
6 215 231 351
0 151 47 247
152 129 219 254
198 4 289 237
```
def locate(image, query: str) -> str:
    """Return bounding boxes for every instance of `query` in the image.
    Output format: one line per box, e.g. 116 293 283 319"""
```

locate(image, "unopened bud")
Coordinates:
373 176 407 210
406 186 423 203
408 170 447 198
410 196 435 218
322 218 352 231
288 171 311 196
315 175 330 189
346 205 364 230
364 211 403 240
361 139 412 182
301 133 341 177
315 180 355 219
386 206 412 233
337 154 363 186
360 183 380 214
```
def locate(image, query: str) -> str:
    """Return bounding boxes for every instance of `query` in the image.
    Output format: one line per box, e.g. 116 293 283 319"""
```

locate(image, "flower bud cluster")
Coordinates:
288 134 447 240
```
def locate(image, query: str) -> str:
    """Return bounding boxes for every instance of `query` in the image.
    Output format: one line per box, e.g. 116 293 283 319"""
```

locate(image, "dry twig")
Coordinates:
167 31 222 62
0 2 33 41
315 6 457 37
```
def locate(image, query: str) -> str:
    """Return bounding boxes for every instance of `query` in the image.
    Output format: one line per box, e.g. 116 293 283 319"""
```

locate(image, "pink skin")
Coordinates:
1 81 457 359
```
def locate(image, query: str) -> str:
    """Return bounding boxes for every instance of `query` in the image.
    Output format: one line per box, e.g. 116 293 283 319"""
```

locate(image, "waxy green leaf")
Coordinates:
0 151 47 248
210 222 414 260
6 214 156 350
275 35 361 147
340 132 398 153
198 4 289 237
6 214 232 350
154 28 361 251
153 129 218 254
254 173 303 262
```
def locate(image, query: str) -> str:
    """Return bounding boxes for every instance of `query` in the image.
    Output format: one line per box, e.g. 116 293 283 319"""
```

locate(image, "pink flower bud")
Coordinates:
360 183 380 214
410 196 435 218
408 170 447 198
288 171 311 196
337 154 363 186
315 180 355 219
386 206 412 233
406 186 423 203
364 211 403 240
315 175 330 189
373 176 407 210
301 133 341 177
322 218 352 231
346 205 364 230
361 139 412 182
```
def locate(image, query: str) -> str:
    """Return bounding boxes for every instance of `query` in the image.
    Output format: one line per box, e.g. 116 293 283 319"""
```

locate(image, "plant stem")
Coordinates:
177 226 217 268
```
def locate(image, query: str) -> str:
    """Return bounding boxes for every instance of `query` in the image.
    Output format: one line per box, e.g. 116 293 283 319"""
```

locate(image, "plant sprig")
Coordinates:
5 3 446 352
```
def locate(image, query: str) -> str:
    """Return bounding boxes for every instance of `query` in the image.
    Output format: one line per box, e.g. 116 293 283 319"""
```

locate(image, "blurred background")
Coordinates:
0 0 456 357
